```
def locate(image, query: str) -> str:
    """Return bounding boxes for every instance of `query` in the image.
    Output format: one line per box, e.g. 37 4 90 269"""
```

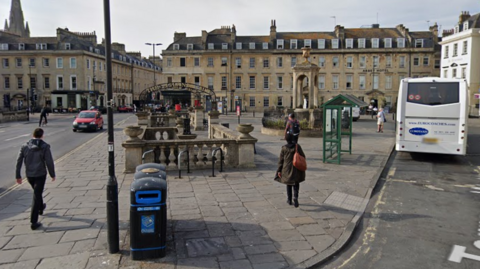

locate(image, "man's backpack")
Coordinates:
288 120 300 138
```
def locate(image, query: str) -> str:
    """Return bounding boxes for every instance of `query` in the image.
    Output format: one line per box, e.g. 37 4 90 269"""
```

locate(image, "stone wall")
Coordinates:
0 111 28 123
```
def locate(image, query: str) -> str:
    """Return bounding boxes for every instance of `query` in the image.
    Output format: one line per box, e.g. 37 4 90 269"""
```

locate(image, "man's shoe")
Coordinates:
287 199 293 205
39 203 46 215
31 222 42 230
294 199 299 208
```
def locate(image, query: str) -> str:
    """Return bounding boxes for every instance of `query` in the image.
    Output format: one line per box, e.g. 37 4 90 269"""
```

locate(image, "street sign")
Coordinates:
235 96 239 100
236 105 241 116
474 94 480 99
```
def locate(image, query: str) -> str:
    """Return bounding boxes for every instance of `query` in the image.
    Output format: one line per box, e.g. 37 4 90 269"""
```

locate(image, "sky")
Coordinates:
2 0 479 58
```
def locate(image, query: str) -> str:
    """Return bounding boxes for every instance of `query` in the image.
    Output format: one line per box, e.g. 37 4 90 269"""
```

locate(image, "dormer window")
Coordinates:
455 26 459 33
208 43 214 50
89 46 93 52
65 43 71 50
236 42 242 49
173 44 180 50
262 42 268 49
249 42 255 49
463 22 469 31
397 38 405 48
222 43 228 50
345 39 353 49
372 38 379 48
384 38 392 48
318 39 325 49
304 39 311 48
277 39 284 49
18 43 25 50
415 39 423 48
332 39 339 49
36 43 47 50
290 39 297 49
187 44 193 50
358 38 366 48
0 43 8 50
95 49 100 54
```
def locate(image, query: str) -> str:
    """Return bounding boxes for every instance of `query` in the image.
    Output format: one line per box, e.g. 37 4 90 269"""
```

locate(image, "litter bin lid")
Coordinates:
136 163 166 172
134 168 167 181
130 177 167 205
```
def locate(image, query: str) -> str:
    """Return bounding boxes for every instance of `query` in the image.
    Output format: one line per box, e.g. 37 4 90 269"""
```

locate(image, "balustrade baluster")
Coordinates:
197 144 204 168
169 145 177 168
189 144 196 167
159 146 167 165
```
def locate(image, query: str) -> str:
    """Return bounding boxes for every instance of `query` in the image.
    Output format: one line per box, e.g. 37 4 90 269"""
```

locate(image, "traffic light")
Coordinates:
30 88 35 102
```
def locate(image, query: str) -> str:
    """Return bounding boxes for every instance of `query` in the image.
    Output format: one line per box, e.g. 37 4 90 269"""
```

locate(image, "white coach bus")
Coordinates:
396 77 469 155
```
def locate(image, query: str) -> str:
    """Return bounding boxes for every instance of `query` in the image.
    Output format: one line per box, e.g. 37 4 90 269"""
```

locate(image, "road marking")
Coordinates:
387 167 396 179
425 185 444 191
449 245 480 263
337 176 388 268
0 115 133 199
5 134 29 141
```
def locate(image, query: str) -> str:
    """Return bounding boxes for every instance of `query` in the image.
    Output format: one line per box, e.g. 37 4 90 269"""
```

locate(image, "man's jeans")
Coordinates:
27 175 47 224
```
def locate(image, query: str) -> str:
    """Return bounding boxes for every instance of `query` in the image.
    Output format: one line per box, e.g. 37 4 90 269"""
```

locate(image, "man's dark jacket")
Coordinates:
16 139 55 179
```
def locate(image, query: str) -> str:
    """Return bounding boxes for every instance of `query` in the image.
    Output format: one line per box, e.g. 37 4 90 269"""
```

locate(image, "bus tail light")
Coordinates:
402 146 405 148
399 134 402 136
457 149 460 152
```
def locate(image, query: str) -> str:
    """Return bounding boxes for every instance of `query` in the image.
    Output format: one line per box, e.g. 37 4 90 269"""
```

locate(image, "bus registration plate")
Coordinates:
423 137 439 144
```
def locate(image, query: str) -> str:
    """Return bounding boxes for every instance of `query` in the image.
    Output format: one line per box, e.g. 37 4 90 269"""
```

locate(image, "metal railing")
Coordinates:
177 149 190 178
211 147 224 177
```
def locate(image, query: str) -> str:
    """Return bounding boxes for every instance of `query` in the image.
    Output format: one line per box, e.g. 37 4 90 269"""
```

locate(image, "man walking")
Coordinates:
39 106 48 127
376 108 386 133
15 128 56 230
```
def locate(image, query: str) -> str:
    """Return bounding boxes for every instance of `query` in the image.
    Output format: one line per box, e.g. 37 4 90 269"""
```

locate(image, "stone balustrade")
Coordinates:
123 110 257 173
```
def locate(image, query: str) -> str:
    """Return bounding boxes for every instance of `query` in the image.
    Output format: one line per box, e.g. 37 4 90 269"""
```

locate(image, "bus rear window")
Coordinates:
407 82 459 106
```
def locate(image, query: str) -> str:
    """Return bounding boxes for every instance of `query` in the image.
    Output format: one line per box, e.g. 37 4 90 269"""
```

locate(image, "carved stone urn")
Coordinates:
236 123 254 139
123 126 144 141
135 112 149 126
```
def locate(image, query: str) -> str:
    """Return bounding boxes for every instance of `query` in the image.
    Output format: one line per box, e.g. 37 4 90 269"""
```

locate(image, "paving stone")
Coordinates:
207 224 235 237
0 236 12 249
297 224 327 236
177 257 219 269
0 259 40 269
220 259 253 269
86 254 121 269
0 248 25 264
175 220 205 232
175 230 210 240
237 230 272 246
288 216 316 226
64 208 96 216
244 244 278 255
278 208 308 218
18 242 74 261
224 236 242 248
274 240 313 252
305 210 336 220
248 253 285 264
171 209 201 216
70 239 96 254
305 235 336 252
186 237 229 258
328 218 346 229
218 202 243 208
0 226 12 236
231 220 263 231
60 228 101 243
222 207 247 214
281 250 317 265
214 194 240 202
45 220 94 231
268 229 305 242
0 205 30 214
35 251 89 269
4 231 64 249
252 261 289 269
203 216 228 225
260 221 294 231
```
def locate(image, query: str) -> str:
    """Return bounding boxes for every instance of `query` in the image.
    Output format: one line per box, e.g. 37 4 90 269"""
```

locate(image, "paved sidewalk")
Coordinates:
0 113 395 269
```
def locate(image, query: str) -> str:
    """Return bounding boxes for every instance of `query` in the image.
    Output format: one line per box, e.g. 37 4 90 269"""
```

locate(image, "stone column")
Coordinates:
208 110 220 139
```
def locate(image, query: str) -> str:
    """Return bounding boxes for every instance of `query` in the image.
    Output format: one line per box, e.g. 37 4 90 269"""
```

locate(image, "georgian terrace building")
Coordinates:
0 28 159 111
162 21 440 111
440 11 480 116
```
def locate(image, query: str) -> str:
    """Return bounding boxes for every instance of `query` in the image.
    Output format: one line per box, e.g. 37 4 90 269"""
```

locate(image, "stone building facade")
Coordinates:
440 11 480 116
0 0 159 111
162 21 440 111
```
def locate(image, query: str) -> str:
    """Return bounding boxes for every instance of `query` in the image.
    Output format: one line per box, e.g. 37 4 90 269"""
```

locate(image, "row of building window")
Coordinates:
197 74 407 91
443 40 468 58
167 55 432 69
244 95 391 108
173 38 423 50
2 57 77 69
443 68 467 79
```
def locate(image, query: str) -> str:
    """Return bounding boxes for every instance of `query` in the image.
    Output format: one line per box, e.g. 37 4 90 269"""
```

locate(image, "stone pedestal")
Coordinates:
122 140 146 173
135 112 149 126
194 107 205 131
208 110 220 139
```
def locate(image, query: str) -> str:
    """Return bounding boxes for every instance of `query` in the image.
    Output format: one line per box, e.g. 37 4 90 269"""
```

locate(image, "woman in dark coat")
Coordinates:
276 133 306 207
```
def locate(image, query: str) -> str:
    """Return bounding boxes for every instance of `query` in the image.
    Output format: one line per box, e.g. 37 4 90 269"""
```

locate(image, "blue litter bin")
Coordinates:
134 167 167 181
130 177 167 260
136 163 166 172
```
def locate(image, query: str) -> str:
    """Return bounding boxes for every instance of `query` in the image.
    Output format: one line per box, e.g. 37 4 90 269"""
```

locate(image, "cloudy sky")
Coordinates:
3 0 479 57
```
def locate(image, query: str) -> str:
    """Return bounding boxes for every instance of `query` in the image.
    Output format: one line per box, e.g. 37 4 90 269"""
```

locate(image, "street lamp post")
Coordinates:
103 0 119 254
145 43 162 87
221 62 228 115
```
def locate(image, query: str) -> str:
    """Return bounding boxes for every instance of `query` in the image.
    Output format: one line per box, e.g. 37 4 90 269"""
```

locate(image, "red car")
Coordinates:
117 105 133 112
72 110 104 132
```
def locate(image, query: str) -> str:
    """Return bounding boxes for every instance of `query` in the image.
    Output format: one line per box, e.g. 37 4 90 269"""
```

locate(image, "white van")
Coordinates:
343 107 361 121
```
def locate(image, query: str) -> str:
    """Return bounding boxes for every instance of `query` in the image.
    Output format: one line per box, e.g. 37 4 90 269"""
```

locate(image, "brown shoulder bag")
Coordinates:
293 144 307 172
